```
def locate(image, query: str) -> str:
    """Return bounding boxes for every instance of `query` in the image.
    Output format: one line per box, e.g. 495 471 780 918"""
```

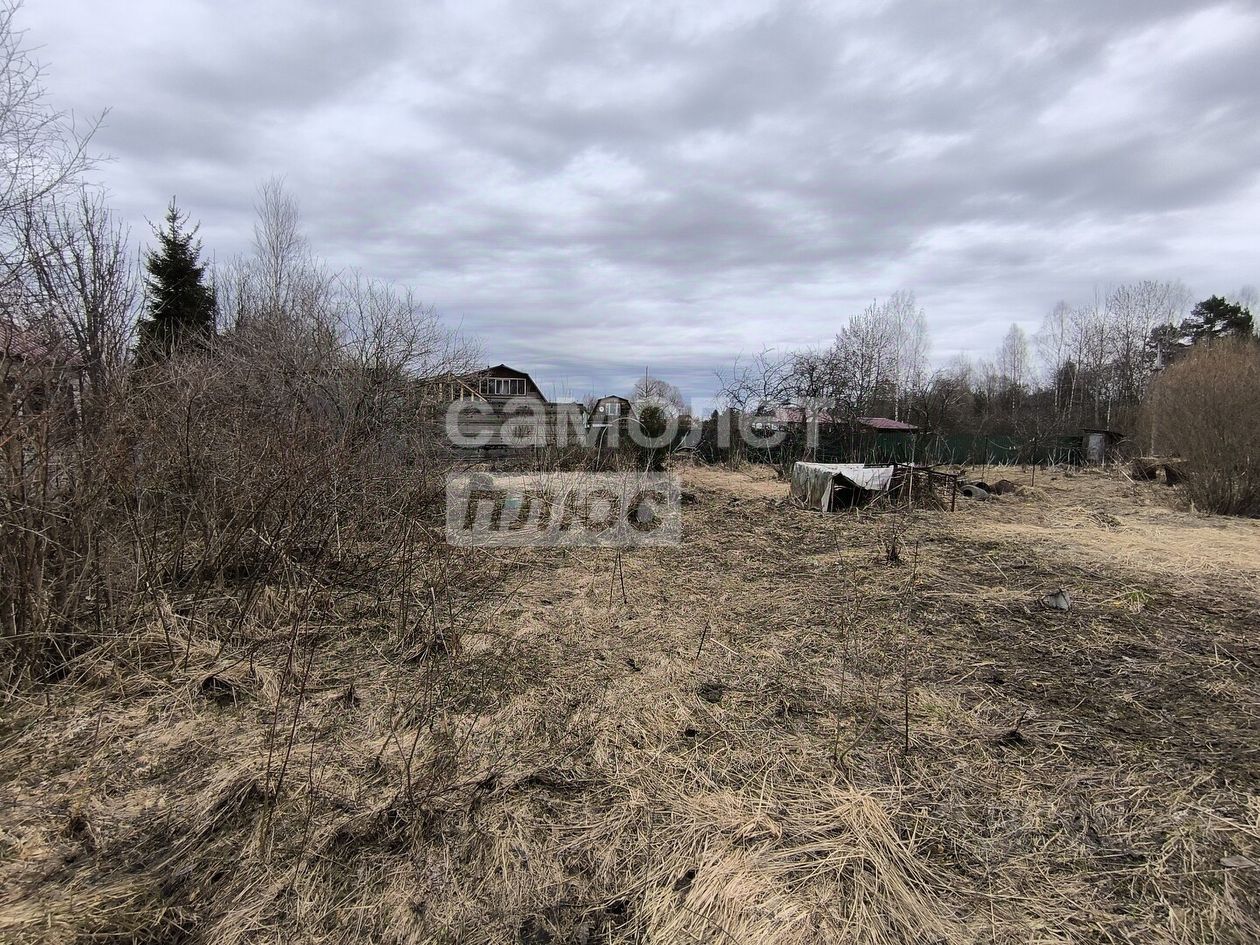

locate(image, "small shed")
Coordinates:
791 462 895 511
1082 428 1124 465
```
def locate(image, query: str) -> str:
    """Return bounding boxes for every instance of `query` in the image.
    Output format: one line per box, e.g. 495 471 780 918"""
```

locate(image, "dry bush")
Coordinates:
1141 339 1260 516
0 121 511 930
1 180 485 684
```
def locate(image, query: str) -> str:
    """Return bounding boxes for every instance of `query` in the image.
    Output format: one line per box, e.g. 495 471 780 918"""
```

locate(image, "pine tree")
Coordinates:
1179 295 1254 346
137 200 216 359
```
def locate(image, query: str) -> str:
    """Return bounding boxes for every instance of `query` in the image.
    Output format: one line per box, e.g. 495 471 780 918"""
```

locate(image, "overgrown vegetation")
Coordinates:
6 461 1258 943
1142 338 1260 516
4 176 480 691
2 3 1259 942
1 7 509 935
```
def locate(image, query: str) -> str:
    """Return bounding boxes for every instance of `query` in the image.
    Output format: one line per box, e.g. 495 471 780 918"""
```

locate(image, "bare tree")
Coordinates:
884 289 929 416
1230 285 1257 315
909 359 973 433
18 189 137 388
822 291 930 419
716 292 930 426
0 1 99 285
630 372 685 417
996 323 1031 409
217 177 334 338
1036 301 1073 415
1106 279 1189 408
252 178 309 312
715 345 791 410
830 302 894 415
1065 295 1114 424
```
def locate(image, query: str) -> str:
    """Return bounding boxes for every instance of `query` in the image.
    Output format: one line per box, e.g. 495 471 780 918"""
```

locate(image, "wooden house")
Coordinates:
1 323 85 423
462 364 548 403
440 364 584 450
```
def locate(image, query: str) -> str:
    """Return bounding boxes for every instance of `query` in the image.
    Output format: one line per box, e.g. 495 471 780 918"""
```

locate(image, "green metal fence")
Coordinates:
792 432 1084 467
736 427 1085 469
915 434 1082 466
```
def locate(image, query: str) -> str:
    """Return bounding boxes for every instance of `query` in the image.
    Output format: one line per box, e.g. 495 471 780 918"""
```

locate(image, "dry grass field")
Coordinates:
2 463 1258 944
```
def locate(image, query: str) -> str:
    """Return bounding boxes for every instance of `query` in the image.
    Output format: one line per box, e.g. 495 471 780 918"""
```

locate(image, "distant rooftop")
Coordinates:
0 322 84 367
857 416 918 432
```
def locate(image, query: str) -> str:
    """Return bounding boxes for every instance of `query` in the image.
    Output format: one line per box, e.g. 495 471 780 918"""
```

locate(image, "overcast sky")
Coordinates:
25 0 1260 403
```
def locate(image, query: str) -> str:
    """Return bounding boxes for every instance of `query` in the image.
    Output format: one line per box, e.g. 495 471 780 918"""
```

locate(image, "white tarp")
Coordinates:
790 462 895 511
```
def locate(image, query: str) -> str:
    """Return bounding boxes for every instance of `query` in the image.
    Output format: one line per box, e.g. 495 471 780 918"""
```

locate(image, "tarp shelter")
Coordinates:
791 462 895 511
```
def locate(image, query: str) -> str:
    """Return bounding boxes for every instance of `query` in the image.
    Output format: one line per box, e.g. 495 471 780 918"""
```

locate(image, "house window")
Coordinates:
479 377 527 396
603 401 621 416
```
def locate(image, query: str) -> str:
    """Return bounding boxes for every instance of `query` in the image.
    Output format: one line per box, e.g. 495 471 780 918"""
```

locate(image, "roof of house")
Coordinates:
472 363 532 379
418 371 484 394
0 323 85 367
762 404 805 424
857 416 918 432
459 363 548 402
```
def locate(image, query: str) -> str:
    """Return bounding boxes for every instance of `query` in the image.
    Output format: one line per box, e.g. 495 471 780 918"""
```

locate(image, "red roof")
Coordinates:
771 405 806 424
0 323 85 367
857 416 918 432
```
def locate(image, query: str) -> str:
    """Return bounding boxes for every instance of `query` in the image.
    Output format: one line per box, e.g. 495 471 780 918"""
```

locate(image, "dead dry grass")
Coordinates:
1 463 1258 943
683 461 785 500
948 465 1260 592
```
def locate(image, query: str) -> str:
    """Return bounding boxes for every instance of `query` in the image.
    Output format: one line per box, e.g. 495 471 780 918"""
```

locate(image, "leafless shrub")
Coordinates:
16 190 136 387
1 178 485 686
1141 339 1260 516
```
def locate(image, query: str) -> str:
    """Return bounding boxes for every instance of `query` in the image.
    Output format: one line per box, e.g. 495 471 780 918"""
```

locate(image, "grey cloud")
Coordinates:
22 0 1260 403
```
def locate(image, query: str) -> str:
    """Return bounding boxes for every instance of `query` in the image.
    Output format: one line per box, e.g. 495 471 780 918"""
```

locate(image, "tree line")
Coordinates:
718 283 1255 441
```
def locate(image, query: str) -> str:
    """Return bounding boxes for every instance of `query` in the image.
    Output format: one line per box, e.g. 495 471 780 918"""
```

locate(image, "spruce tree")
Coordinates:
137 199 216 359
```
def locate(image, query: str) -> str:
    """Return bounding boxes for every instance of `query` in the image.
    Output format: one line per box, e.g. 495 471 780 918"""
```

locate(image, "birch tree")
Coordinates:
0 1 98 286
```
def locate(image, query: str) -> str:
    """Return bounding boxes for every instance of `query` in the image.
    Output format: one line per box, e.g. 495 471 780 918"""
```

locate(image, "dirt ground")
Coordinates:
2 463 1258 943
